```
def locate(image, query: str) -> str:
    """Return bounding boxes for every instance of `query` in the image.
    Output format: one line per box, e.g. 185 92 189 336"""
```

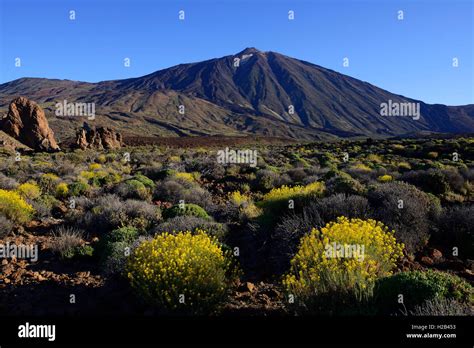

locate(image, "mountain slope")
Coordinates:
0 48 473 140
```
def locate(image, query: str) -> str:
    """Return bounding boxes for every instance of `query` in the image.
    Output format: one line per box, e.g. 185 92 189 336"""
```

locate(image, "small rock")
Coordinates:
245 282 256 293
429 248 443 261
421 256 434 266
1 259 8 265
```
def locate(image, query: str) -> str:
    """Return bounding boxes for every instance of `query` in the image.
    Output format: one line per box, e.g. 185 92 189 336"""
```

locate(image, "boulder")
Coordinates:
1 97 59 152
75 123 122 150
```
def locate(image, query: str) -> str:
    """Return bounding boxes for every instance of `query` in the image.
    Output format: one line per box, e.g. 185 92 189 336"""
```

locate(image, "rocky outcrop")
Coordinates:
1 97 59 152
75 123 123 150
0 130 32 151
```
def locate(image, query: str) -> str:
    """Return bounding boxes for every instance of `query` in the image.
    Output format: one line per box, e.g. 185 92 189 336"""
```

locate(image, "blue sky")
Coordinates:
0 0 472 105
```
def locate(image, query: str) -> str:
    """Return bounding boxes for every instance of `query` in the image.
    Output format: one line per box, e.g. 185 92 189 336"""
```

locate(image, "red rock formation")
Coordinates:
1 97 60 152
75 123 123 150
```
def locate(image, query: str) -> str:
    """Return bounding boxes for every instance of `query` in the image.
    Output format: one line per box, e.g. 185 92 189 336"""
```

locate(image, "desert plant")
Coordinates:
154 178 215 213
326 173 365 195
163 203 210 220
49 226 88 260
283 217 403 313
228 191 262 221
0 215 14 237
126 230 234 314
377 174 393 183
401 169 450 195
79 195 161 233
367 182 436 254
99 226 139 275
55 182 69 199
255 169 291 191
0 189 35 224
132 174 155 190
375 270 474 314
0 173 18 190
68 180 90 197
115 179 150 200
259 182 325 218
435 205 474 259
16 182 41 200
152 216 228 241
39 173 60 193
32 194 59 218
410 298 473 316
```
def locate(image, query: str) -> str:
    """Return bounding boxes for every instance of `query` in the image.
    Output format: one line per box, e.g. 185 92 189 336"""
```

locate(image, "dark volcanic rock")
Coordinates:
1 97 60 152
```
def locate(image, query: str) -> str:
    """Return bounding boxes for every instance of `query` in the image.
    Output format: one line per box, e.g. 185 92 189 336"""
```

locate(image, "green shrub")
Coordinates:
68 181 90 197
103 226 139 244
152 216 228 241
436 206 474 259
99 226 139 275
39 173 60 193
133 174 155 190
375 270 474 314
121 179 149 200
326 173 365 195
367 182 435 254
163 203 210 220
401 169 450 195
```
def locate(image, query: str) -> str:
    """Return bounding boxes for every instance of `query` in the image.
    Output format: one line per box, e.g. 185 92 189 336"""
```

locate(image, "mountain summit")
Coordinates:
1 48 473 140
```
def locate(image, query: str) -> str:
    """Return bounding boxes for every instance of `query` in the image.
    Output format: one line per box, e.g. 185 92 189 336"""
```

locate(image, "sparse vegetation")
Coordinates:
0 136 473 317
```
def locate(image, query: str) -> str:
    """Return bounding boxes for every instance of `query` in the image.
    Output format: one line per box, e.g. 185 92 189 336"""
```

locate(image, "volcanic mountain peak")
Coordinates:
237 47 263 55
0 48 473 140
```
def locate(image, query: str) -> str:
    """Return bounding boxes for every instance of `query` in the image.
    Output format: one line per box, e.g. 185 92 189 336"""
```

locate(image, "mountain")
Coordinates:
1 47 473 141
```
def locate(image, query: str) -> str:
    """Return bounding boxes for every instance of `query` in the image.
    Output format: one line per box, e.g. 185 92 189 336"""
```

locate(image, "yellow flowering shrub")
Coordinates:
55 182 69 198
398 162 411 170
127 230 233 314
283 217 404 304
96 154 107 164
16 182 41 200
351 163 372 172
229 191 249 206
377 174 393 182
261 181 325 206
89 163 102 171
0 189 35 224
174 172 195 182
391 144 405 150
229 191 262 219
79 170 95 181
366 154 383 163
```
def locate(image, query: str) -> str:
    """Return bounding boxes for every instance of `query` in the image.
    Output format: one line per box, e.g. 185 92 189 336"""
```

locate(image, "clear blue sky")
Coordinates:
0 0 472 105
